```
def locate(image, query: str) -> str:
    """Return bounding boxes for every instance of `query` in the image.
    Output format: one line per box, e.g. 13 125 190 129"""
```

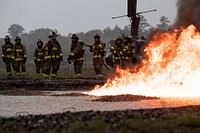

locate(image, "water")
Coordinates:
1 91 200 117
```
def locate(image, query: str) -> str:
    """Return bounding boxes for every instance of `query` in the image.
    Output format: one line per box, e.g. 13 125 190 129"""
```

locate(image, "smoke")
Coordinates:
174 0 200 29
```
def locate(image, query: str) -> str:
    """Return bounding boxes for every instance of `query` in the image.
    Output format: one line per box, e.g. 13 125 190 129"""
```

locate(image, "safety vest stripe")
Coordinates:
43 74 49 77
6 48 12 52
70 53 75 56
38 53 43 55
15 49 23 52
76 74 82 77
35 59 43 61
97 74 103 77
77 58 84 61
15 58 22 61
16 73 21 76
44 56 51 59
52 47 58 51
51 74 57 77
6 55 13 58
93 55 102 58
44 55 61 59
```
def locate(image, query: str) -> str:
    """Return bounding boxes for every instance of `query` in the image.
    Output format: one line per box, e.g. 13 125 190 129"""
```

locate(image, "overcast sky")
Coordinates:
0 0 177 38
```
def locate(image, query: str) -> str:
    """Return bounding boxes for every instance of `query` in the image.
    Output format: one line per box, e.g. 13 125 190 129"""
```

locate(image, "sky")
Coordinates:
0 0 177 38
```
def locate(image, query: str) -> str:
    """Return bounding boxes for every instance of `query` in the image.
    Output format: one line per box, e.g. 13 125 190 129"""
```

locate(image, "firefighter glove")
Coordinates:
60 56 63 61
68 60 72 64
2 57 5 62
67 55 73 62
23 57 27 62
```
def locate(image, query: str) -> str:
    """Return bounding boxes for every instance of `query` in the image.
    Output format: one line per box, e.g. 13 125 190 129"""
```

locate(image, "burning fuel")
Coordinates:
84 25 200 98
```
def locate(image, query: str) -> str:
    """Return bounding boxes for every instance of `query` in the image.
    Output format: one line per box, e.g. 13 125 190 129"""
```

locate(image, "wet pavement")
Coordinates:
1 91 200 117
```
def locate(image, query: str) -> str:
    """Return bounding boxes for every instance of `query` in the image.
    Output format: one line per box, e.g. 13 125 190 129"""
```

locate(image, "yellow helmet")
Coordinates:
48 31 57 38
71 34 79 39
94 33 101 38
116 36 122 41
4 35 10 40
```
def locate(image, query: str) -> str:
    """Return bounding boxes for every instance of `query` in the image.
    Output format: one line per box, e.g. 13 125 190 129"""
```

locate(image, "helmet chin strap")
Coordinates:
16 40 21 44
5 40 10 43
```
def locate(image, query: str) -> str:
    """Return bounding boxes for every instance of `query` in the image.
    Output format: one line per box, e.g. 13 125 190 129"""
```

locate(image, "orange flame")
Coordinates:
84 25 200 97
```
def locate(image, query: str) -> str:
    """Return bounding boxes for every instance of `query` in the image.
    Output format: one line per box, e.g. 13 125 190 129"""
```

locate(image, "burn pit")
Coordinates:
84 25 200 98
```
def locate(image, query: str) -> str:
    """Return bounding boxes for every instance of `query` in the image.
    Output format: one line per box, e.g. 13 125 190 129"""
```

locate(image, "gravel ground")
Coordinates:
1 106 200 133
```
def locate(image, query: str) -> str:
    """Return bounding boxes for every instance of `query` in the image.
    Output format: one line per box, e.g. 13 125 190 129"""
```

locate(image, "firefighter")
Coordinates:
90 33 106 78
124 36 133 68
110 36 127 68
68 34 85 78
128 35 138 64
1 35 14 77
13 36 27 77
34 39 45 76
43 31 63 78
134 36 147 64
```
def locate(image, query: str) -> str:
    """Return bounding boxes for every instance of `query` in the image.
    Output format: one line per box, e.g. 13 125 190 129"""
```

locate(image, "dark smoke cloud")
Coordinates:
174 0 200 29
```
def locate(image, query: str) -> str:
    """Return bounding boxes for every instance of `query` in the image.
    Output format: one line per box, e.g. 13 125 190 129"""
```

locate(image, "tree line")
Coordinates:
0 15 171 69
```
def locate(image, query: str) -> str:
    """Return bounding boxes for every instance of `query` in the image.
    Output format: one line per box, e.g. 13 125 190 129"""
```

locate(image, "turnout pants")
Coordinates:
93 58 104 77
44 59 61 77
35 61 44 74
4 58 14 76
13 61 26 76
73 60 83 77
114 58 126 69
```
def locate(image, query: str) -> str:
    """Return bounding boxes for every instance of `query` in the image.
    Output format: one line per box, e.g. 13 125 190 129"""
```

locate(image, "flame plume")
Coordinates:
84 25 200 98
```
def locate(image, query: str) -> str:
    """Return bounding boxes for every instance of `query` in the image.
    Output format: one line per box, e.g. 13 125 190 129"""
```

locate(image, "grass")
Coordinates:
2 116 200 133
0 63 110 78
68 119 107 133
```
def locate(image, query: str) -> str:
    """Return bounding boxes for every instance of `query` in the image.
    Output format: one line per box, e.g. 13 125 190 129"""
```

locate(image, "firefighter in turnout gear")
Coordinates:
123 36 133 67
13 36 27 77
90 33 106 78
34 39 45 76
43 31 63 78
110 36 126 68
1 35 14 77
134 36 147 64
68 34 85 78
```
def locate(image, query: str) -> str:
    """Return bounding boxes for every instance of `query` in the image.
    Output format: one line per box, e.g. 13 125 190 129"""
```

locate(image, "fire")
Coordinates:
84 25 200 97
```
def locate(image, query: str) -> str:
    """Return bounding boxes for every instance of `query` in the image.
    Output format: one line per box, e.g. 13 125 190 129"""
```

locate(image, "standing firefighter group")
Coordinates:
2 35 27 77
1 32 146 78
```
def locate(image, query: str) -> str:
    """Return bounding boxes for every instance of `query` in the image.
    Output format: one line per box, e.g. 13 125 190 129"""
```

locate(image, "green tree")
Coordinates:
156 16 171 30
8 24 25 39
121 25 131 36
139 15 151 33
112 25 122 37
